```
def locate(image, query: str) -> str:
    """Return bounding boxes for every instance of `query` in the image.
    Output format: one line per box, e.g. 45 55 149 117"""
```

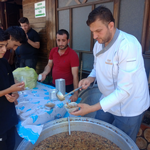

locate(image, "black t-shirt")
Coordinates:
19 28 40 59
0 58 18 135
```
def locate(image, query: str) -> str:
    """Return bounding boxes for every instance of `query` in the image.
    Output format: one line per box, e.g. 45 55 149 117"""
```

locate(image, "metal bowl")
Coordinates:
16 117 138 150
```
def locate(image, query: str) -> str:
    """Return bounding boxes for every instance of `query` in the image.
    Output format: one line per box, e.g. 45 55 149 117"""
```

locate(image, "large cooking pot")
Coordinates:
16 117 139 150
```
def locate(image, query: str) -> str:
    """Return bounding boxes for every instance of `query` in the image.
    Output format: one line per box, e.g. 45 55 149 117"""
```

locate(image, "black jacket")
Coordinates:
0 58 18 135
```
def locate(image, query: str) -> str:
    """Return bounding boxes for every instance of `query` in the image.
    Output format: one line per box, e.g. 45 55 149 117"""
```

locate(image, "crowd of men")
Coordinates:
0 17 40 70
0 6 150 150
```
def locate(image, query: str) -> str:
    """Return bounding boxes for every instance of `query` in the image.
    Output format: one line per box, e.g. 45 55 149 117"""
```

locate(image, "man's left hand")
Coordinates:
71 102 102 116
5 93 19 105
71 103 92 116
69 93 78 102
26 34 29 42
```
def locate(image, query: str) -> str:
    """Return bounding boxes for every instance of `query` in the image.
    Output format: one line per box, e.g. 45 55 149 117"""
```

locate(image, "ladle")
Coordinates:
68 117 71 135
56 86 82 101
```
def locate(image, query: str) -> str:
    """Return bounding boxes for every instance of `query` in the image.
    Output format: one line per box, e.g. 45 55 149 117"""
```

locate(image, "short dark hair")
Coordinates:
56 29 69 40
0 28 9 41
18 17 29 24
5 26 27 44
86 6 115 26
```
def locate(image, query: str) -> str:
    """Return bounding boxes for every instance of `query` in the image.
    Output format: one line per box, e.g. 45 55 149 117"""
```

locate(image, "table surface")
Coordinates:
15 82 71 144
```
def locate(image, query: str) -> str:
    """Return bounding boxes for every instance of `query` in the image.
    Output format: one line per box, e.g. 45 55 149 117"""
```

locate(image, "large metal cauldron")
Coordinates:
17 117 139 150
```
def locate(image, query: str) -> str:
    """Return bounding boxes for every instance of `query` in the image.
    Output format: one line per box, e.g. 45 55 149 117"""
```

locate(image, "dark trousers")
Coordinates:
51 83 73 93
0 126 16 150
20 58 37 70
95 109 144 142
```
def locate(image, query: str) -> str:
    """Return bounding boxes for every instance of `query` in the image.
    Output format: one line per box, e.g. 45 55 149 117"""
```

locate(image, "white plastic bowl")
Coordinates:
64 102 79 113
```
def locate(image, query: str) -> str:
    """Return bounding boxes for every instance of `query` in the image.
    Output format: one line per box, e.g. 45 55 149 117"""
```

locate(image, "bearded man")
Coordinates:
40 29 79 102
71 6 150 142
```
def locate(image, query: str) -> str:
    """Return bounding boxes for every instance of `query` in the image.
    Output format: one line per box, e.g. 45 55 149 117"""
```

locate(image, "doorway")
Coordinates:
0 0 23 30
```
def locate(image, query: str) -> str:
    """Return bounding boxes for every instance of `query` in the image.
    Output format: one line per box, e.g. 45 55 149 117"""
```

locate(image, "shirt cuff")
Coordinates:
88 69 96 78
100 98 110 112
100 88 129 112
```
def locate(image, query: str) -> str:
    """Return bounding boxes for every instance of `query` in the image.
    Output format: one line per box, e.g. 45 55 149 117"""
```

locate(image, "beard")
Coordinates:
97 32 112 44
58 44 68 50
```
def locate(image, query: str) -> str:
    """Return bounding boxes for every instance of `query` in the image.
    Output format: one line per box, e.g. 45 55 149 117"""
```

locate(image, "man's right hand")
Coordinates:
10 82 25 92
79 77 95 90
40 73 47 82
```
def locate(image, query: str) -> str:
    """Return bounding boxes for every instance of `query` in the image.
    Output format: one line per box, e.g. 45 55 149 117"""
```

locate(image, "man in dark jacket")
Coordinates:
0 27 26 150
19 17 40 70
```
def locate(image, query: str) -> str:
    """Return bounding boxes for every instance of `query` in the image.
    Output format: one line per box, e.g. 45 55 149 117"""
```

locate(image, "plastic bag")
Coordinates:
13 67 38 89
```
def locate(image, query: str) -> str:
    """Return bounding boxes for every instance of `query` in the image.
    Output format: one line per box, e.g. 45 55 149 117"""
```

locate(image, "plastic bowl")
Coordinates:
64 102 79 113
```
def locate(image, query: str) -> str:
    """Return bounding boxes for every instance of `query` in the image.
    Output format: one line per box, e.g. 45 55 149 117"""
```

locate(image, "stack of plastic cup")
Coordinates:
49 89 58 100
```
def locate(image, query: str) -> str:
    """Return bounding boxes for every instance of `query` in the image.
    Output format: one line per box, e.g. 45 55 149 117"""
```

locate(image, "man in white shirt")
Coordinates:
71 6 150 142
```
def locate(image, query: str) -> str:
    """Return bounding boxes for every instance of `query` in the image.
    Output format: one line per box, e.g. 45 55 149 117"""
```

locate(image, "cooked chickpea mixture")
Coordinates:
33 131 121 150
